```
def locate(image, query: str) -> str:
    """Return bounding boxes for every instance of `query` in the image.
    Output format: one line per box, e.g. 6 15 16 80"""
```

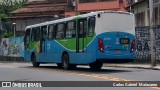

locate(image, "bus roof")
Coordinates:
25 11 133 30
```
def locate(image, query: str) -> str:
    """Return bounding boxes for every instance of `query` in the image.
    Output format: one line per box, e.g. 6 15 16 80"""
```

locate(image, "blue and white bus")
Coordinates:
24 11 135 70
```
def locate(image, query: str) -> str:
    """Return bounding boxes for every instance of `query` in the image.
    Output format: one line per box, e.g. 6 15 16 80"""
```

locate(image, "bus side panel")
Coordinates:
24 50 31 62
86 38 97 64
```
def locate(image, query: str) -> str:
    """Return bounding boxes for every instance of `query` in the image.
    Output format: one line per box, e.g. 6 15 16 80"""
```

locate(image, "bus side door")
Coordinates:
76 18 87 53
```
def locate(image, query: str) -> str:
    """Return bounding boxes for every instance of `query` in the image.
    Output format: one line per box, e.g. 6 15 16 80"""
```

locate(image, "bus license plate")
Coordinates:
115 50 121 54
120 38 130 44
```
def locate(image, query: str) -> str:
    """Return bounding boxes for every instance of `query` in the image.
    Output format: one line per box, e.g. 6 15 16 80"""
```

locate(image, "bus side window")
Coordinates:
88 17 95 37
24 29 30 49
48 25 55 40
31 28 36 42
56 23 65 39
79 19 87 38
41 26 47 40
66 21 76 38
35 27 40 41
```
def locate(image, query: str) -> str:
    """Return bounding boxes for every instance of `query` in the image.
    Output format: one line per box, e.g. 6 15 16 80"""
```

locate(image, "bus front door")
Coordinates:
76 19 87 53
40 26 47 55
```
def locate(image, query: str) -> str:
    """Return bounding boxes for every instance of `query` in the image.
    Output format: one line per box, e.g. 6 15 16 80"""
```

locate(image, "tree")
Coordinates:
0 0 28 38
0 0 28 19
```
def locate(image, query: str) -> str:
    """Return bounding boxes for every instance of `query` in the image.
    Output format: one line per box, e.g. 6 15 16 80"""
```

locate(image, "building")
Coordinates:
9 0 128 36
126 0 149 27
65 0 127 16
0 0 44 3
126 0 160 27
8 0 68 36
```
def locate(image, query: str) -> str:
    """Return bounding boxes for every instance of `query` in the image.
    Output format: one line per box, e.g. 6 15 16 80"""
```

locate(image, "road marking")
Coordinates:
24 67 160 90
0 66 18 68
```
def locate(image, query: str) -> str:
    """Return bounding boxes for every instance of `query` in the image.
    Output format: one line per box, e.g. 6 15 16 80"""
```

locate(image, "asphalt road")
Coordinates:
0 62 160 90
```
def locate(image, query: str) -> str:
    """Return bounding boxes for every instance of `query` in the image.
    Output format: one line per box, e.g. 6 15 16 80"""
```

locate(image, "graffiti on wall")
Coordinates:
135 26 151 62
0 37 24 57
135 26 160 63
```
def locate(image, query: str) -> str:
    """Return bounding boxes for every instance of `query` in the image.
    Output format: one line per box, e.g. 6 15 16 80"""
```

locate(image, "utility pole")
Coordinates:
75 0 78 15
149 0 157 66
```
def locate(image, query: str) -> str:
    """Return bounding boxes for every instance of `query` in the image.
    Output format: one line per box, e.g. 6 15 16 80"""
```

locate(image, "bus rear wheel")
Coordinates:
57 63 62 68
32 54 40 67
89 61 103 70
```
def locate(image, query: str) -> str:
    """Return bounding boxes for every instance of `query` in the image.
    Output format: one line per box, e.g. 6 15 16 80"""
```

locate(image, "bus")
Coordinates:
24 11 135 70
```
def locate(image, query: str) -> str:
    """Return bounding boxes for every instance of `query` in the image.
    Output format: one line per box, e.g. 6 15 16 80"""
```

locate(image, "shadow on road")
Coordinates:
23 64 132 74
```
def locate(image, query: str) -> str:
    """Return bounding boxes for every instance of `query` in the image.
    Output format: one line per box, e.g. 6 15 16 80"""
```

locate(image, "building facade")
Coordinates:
8 0 67 36
65 0 127 16
126 0 149 27
126 0 160 27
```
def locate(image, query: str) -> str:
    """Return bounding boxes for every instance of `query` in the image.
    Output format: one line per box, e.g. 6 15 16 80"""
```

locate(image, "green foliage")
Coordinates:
0 14 7 21
0 0 28 20
3 31 13 38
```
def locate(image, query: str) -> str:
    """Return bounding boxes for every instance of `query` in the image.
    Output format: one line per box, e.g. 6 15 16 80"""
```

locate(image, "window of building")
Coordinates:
79 0 96 3
88 17 95 37
98 0 116 2
135 11 145 27
154 7 159 25
56 23 65 39
66 21 76 38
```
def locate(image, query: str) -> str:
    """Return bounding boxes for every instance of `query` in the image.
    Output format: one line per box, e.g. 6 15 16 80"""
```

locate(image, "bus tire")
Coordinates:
32 54 40 67
57 63 62 68
89 61 103 70
70 64 77 70
62 54 70 70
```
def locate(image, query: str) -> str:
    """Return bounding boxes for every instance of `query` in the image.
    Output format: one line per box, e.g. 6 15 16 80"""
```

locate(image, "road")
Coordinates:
0 62 160 90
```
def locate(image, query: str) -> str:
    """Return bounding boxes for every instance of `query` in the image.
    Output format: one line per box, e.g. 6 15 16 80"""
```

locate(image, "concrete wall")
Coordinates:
0 37 24 57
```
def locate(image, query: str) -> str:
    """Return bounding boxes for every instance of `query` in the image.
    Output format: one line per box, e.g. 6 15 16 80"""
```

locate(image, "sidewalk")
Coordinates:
104 64 160 70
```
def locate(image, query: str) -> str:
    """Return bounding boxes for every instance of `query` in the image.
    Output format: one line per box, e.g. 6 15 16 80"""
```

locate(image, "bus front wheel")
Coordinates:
62 54 70 70
89 61 103 70
32 54 40 67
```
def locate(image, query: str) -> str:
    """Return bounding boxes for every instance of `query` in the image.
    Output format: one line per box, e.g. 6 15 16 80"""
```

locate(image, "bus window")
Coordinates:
41 26 47 40
31 28 36 42
48 25 55 40
56 23 65 39
66 21 76 38
24 28 30 49
88 17 95 37
35 27 40 41
79 19 87 38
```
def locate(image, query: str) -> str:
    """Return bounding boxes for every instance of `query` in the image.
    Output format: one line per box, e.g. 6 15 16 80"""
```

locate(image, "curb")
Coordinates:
103 64 160 70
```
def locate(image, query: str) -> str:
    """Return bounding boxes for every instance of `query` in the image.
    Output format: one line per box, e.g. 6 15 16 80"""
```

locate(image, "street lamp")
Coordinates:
13 23 16 44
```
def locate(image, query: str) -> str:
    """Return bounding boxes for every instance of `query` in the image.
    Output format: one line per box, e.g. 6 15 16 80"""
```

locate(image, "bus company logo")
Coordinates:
2 82 11 87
